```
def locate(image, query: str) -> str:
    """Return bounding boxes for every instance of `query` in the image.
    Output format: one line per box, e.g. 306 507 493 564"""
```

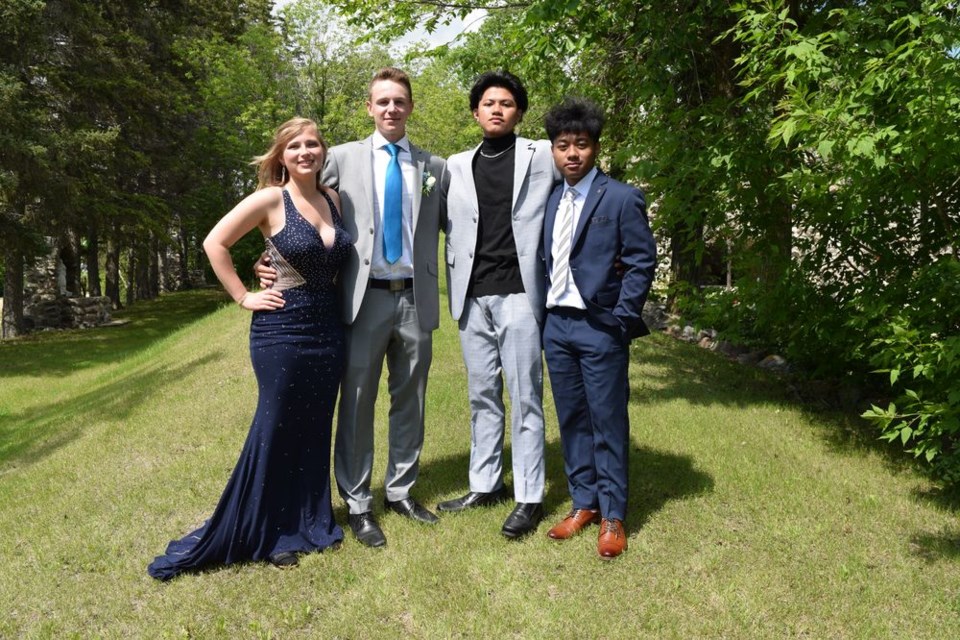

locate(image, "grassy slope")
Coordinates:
1 289 959 639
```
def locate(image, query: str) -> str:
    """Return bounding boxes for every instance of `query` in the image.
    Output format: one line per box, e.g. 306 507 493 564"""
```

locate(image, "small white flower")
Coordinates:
422 171 436 195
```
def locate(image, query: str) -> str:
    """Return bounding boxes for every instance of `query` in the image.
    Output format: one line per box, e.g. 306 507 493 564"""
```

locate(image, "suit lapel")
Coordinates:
573 171 608 248
358 136 376 222
463 145 480 215
544 187 562 271
408 142 427 230
512 138 535 212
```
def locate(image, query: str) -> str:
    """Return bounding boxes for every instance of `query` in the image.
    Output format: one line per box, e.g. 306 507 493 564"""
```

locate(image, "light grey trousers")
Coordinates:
458 293 545 503
335 288 433 514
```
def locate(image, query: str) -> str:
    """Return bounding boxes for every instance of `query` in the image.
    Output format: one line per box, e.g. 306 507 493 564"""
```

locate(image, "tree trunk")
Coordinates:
126 246 136 307
193 242 205 287
86 223 101 297
148 234 160 298
2 249 25 339
131 242 150 302
105 234 122 309
158 243 171 293
176 219 190 290
757 200 793 292
667 215 705 309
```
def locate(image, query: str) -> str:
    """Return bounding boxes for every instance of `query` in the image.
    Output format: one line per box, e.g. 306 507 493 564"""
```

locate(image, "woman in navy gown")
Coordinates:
148 118 352 580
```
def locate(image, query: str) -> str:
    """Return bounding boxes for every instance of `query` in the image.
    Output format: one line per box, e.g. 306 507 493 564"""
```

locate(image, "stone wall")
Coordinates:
22 240 112 332
23 295 112 331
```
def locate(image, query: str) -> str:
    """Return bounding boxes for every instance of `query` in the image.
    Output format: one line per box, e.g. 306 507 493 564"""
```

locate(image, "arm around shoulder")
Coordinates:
322 149 342 190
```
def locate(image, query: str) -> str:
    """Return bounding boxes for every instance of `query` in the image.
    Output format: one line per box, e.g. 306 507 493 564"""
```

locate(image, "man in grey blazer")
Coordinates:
327 67 446 548
261 67 446 548
437 71 558 538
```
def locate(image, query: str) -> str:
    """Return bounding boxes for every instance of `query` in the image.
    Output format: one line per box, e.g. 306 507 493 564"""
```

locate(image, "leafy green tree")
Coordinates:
1 0 280 326
729 0 959 479
278 0 393 145
1 0 54 336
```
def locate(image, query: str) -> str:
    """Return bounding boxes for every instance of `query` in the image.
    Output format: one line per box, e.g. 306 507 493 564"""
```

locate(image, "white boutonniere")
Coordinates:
422 170 436 196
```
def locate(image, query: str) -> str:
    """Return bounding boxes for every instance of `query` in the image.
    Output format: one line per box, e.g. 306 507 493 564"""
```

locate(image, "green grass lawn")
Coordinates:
1 288 959 638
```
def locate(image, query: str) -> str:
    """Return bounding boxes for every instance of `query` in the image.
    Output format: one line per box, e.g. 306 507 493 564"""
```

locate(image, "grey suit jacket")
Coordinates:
441 137 557 325
324 135 446 332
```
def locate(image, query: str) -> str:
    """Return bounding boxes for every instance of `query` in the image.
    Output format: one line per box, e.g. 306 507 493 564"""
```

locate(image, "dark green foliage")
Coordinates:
862 259 960 482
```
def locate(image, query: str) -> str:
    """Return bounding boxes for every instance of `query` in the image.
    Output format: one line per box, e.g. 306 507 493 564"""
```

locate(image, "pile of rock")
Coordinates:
664 322 792 374
24 295 112 331
641 301 669 332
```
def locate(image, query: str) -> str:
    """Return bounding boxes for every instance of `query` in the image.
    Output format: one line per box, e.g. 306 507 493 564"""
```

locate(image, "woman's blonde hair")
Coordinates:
252 117 327 190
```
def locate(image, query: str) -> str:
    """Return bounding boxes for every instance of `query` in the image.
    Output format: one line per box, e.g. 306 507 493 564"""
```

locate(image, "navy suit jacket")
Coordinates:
542 170 656 340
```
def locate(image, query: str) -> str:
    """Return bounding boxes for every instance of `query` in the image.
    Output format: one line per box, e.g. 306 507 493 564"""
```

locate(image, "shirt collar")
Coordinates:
564 166 599 199
373 131 410 154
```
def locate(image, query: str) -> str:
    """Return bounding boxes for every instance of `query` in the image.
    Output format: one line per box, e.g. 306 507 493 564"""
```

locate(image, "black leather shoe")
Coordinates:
348 511 387 547
501 502 544 539
437 486 510 513
384 497 439 524
267 551 299 567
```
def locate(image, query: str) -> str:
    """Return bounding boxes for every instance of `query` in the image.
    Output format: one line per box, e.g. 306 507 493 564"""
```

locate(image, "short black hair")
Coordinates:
469 70 529 113
544 97 605 143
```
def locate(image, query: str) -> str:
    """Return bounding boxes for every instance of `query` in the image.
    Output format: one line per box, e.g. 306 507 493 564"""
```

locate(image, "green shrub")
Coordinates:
862 259 960 483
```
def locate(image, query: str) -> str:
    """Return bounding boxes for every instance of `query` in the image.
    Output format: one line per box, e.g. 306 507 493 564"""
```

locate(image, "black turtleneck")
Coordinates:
469 133 524 297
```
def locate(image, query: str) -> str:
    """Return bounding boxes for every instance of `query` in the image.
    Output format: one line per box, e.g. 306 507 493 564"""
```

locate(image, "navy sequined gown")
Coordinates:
148 189 352 581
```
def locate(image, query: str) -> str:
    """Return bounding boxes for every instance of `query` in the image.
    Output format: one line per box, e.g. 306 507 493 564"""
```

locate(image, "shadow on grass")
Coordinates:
368 437 713 537
0 351 225 472
0 289 228 378
636 329 960 563
909 530 960 562
631 333 796 405
914 484 960 511
634 332 931 488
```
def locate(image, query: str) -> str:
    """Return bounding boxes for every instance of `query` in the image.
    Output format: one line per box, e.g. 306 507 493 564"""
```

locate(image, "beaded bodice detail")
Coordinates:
268 189 352 293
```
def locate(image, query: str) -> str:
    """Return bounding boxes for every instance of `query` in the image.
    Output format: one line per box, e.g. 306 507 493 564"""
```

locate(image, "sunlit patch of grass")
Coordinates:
1 289 958 638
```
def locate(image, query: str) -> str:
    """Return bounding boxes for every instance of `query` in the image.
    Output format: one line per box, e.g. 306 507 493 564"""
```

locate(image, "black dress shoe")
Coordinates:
384 497 439 524
348 511 387 547
437 486 510 513
501 502 544 539
267 551 299 567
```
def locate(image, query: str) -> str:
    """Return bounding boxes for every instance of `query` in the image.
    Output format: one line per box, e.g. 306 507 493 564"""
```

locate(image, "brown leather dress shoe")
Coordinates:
597 518 627 559
546 508 601 540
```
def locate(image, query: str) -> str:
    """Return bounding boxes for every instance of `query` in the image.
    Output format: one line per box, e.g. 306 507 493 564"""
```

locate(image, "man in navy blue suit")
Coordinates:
540 98 656 559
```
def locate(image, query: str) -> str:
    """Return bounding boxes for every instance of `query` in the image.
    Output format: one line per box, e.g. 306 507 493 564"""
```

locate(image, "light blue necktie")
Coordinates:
383 143 402 264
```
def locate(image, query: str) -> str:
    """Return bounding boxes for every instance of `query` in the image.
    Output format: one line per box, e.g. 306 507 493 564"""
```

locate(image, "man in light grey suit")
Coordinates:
327 67 446 548
262 67 446 548
437 71 558 538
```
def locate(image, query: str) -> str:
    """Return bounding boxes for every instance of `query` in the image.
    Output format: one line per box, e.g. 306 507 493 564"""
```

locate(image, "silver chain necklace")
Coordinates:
478 143 516 159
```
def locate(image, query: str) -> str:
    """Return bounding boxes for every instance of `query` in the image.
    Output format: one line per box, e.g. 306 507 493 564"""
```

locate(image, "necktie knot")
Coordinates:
564 187 578 202
385 142 399 158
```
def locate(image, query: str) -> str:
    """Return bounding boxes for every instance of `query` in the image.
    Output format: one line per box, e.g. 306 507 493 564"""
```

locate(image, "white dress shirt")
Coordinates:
546 166 599 309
